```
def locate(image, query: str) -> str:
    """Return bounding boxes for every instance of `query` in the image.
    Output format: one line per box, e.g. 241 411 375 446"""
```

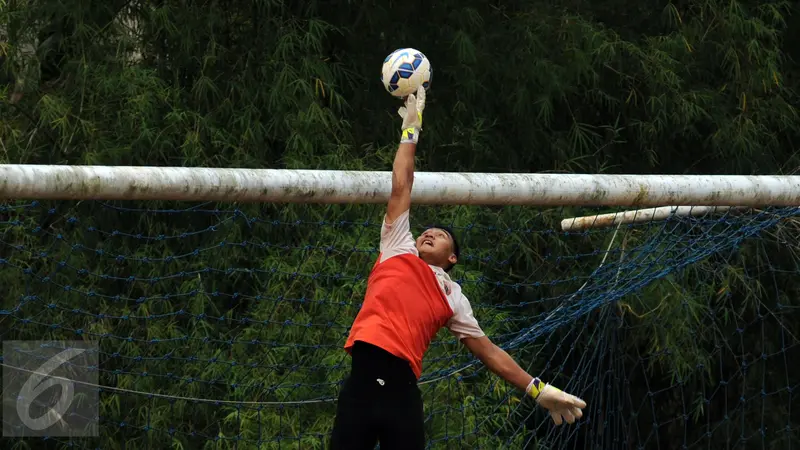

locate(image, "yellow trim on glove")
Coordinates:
527 378 545 400
400 127 419 144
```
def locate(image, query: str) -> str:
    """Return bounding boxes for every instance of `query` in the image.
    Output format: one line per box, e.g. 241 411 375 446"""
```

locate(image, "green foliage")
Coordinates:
1 0 799 448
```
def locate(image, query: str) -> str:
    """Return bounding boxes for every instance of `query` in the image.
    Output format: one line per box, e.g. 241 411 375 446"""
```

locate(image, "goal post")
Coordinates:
559 205 754 231
2 164 800 206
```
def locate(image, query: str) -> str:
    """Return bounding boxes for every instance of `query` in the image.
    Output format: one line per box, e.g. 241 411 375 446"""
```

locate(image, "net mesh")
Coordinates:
1 200 798 449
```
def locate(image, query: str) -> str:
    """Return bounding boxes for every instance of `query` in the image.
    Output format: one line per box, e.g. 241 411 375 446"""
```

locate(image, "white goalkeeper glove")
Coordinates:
397 85 426 144
527 378 586 425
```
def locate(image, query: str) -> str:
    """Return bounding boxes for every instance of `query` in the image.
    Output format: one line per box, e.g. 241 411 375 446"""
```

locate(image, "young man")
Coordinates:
329 87 586 450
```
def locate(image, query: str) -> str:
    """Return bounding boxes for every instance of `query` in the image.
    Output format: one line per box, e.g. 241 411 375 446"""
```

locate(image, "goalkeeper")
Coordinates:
329 86 586 450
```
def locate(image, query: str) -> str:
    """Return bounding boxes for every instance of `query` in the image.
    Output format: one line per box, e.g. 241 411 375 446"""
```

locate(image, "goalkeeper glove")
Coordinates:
397 85 426 144
527 377 586 425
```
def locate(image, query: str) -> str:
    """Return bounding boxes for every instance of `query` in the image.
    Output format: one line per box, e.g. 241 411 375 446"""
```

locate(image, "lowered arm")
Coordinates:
461 335 533 392
461 334 587 425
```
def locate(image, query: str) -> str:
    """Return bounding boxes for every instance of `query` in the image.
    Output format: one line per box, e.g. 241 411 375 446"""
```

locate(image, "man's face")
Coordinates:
416 228 455 267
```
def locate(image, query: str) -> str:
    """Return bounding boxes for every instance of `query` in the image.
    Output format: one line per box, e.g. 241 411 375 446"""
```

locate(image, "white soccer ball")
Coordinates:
381 48 432 98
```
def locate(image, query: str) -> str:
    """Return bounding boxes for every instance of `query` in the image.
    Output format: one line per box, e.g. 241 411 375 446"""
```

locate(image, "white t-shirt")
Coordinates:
379 209 485 340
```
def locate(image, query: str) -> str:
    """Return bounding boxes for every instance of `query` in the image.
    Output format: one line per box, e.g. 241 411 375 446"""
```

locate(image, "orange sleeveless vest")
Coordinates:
344 253 453 379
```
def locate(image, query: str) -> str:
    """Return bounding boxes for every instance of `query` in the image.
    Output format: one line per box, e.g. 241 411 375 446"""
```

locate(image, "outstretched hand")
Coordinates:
398 86 426 144
531 382 586 425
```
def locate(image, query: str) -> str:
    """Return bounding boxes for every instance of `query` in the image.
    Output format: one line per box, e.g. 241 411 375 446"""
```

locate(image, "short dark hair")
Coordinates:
428 225 460 272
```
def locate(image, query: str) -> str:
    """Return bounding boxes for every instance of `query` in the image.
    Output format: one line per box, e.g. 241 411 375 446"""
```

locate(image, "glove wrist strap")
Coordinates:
400 126 420 144
526 377 545 400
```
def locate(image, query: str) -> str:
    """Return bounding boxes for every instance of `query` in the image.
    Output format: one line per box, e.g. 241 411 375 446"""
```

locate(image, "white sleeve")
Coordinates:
447 292 485 340
379 209 418 263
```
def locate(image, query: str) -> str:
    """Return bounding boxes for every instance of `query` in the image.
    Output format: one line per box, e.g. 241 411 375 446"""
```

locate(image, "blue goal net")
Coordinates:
1 200 798 449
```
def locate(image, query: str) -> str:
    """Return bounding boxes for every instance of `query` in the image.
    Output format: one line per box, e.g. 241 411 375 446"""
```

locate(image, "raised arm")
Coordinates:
386 86 426 224
387 142 416 224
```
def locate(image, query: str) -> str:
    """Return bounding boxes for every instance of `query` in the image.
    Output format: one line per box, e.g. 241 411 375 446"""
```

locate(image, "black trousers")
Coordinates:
329 341 425 450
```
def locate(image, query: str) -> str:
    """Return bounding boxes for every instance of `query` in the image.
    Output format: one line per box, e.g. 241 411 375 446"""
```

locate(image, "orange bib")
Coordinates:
344 253 453 379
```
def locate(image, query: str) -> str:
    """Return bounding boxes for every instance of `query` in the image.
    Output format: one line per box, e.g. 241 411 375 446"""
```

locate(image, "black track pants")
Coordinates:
329 341 424 450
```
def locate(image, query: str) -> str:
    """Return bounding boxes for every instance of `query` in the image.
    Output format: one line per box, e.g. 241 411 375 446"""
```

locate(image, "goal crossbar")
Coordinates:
1 164 800 207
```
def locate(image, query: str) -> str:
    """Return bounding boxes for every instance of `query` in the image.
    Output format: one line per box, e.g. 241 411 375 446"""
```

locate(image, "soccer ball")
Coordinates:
381 48 432 98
